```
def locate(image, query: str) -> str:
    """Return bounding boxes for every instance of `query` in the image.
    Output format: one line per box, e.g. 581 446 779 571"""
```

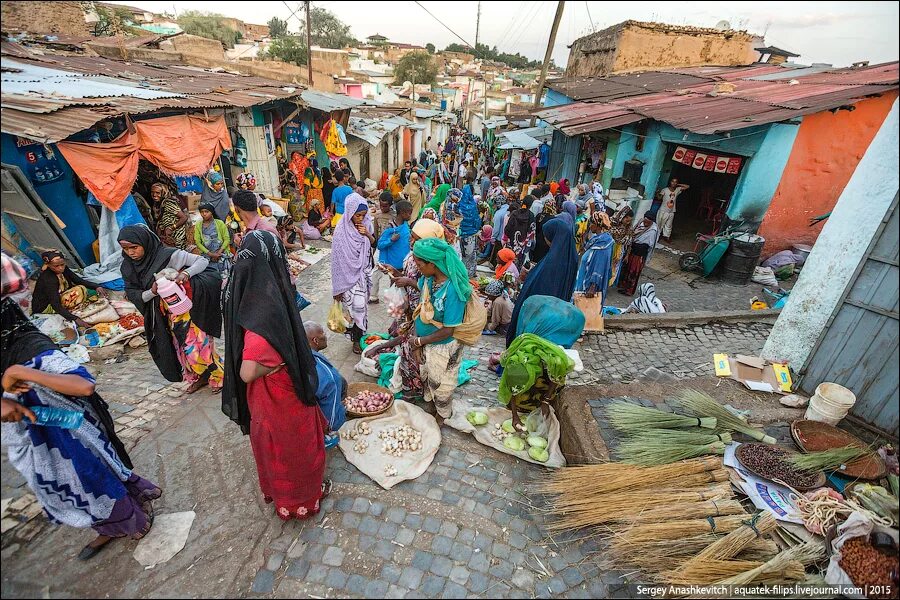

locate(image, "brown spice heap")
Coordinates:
739 444 821 488
839 537 899 600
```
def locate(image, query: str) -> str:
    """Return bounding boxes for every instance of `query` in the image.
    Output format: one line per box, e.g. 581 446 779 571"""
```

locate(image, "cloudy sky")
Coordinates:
114 1 899 67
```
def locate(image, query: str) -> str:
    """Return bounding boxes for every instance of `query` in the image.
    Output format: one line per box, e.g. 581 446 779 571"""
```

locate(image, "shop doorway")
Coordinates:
657 145 746 251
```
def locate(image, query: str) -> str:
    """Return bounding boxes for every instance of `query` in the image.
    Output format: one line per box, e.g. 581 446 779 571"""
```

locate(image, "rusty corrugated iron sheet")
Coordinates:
537 61 899 135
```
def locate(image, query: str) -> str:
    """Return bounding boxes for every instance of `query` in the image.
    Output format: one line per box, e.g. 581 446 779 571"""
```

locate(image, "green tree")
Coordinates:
177 11 241 49
264 36 308 65
302 7 357 49
267 17 288 38
443 42 542 69
394 51 438 85
425 42 436 54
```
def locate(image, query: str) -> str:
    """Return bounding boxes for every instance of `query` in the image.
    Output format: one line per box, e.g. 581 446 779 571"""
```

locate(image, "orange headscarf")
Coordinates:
495 248 517 278
549 182 559 196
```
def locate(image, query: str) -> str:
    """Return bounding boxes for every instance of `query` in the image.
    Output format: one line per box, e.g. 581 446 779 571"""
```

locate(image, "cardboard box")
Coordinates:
725 354 789 394
185 193 202 213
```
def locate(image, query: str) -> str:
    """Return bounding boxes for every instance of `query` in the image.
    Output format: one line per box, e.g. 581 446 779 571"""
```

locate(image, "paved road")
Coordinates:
1 243 776 599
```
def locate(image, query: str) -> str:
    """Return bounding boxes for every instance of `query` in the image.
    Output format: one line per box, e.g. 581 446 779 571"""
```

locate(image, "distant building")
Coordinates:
385 42 427 64
566 20 759 77
1 0 91 36
366 33 389 45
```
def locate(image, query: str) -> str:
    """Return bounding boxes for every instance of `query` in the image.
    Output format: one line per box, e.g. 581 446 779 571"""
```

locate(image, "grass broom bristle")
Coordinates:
609 514 749 545
716 542 826 585
537 456 724 499
789 445 871 473
616 439 727 466
611 537 777 575
665 559 764 585
606 400 717 432
736 539 780 562
692 512 777 561
675 389 777 444
624 499 746 524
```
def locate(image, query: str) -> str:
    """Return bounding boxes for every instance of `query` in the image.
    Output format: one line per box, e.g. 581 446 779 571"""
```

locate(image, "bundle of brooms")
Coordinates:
610 536 779 574
674 389 777 444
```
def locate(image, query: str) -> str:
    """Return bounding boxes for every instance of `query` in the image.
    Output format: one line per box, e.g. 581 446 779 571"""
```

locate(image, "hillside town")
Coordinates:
0 1 898 599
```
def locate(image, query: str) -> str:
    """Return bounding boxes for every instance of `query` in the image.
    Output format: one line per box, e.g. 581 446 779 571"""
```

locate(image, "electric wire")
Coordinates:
412 0 475 48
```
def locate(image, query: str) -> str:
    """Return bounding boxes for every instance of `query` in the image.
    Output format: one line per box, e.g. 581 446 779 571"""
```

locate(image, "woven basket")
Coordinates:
345 382 394 418
791 419 885 479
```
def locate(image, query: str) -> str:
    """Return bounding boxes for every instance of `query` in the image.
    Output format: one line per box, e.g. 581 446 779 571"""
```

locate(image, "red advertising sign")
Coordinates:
715 157 728 173
682 150 696 166
703 156 717 171
672 146 687 162
727 157 742 174
692 153 708 169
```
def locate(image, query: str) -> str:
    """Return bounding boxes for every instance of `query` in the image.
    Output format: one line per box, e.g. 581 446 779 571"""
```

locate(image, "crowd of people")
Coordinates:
1 127 671 557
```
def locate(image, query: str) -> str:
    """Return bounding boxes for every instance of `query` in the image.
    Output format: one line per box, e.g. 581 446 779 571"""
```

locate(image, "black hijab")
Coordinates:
1 298 133 469
118 225 222 382
222 230 319 434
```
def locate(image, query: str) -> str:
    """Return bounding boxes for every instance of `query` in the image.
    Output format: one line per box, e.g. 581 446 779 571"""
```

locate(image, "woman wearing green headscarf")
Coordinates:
419 183 452 220
406 237 471 418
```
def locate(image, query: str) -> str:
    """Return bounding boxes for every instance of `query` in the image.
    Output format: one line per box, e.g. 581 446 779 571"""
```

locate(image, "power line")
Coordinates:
412 1 475 49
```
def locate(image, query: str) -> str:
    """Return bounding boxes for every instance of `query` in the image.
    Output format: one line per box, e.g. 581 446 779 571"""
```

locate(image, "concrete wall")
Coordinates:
762 100 899 367
758 92 899 254
1 1 89 36
567 21 757 78
162 34 225 60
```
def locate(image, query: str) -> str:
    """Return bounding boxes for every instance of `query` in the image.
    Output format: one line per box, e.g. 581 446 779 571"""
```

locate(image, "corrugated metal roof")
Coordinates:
537 61 899 135
300 90 364 113
347 115 411 146
0 51 308 142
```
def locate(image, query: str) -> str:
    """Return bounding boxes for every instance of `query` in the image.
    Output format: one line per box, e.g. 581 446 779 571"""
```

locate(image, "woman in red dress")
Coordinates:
221 230 330 520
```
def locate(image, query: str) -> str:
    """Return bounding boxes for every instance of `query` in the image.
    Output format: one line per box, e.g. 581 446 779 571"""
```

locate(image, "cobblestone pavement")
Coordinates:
603 247 794 313
2 241 776 598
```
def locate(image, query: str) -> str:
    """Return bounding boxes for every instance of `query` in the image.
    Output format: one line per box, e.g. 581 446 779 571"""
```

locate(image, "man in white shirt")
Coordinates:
530 184 552 216
656 178 689 242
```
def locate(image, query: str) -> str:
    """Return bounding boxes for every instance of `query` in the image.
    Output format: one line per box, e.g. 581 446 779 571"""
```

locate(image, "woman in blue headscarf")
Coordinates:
505 218 578 347
574 211 614 309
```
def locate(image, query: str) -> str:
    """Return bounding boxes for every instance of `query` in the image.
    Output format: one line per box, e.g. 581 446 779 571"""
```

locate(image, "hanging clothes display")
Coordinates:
538 142 550 169
320 119 348 158
508 150 523 179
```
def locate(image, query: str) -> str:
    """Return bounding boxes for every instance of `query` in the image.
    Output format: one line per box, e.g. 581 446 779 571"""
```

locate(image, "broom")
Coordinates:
608 514 750 545
736 539 780 561
538 456 724 498
623 499 746 524
627 430 734 445
715 542 826 585
665 559 764 585
690 512 777 561
789 445 872 473
605 400 717 432
616 439 727 466
674 389 777 444
612 537 777 574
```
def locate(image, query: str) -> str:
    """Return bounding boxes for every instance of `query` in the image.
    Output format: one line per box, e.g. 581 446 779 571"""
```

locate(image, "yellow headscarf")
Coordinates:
412 218 445 240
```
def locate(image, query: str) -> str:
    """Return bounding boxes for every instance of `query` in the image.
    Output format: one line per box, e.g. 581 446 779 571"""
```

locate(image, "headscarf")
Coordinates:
506 218 579 347
118 225 222 381
498 333 575 406
412 218 445 240
542 199 558 216
198 201 217 214
421 208 440 223
495 248 517 279
559 179 571 196
236 172 256 189
504 200 534 249
573 184 592 208
422 183 451 217
515 295 585 348
201 169 230 222
330 193 372 296
222 230 319 434
412 238 472 303
628 282 665 314
40 250 64 270
480 224 493 242
610 206 635 244
549 182 559 196
484 279 505 297
590 211 611 229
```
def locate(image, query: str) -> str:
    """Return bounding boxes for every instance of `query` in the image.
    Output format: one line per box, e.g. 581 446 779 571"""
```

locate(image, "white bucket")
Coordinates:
804 382 856 425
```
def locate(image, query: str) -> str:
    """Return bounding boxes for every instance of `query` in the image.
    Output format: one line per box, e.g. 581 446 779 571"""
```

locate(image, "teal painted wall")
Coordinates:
610 120 801 226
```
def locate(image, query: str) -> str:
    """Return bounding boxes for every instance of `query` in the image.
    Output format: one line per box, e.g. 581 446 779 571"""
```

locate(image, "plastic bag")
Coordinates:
824 511 899 597
354 339 392 377
381 285 407 319
327 300 348 334
751 266 778 286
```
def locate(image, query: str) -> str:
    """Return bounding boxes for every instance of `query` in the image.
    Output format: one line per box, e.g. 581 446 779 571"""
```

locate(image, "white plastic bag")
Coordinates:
381 285 407 319
824 511 899 597
751 266 778 286
354 339 393 377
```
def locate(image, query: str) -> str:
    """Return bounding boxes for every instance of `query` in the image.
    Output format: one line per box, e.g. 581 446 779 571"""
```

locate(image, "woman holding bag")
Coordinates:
330 193 374 354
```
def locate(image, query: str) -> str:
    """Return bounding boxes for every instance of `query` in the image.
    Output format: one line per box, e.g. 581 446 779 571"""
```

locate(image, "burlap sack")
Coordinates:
338 400 441 490
73 298 119 325
445 398 566 468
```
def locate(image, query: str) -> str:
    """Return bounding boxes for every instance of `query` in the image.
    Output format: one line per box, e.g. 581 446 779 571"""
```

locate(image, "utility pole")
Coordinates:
464 0 481 131
530 1 565 127
304 0 313 88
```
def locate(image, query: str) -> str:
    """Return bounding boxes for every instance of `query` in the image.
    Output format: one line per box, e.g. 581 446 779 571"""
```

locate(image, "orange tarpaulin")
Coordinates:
58 114 232 211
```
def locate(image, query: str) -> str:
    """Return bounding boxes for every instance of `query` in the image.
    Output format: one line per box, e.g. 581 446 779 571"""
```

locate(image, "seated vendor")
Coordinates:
31 250 104 328
304 321 347 434
482 279 513 336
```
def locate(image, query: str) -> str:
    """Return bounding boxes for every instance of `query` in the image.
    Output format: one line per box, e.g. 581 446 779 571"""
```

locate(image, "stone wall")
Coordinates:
1 0 89 36
567 20 758 77
161 34 225 60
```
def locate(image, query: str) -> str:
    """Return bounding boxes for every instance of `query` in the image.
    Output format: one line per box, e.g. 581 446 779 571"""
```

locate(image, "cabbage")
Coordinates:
466 411 489 426
528 447 550 462
501 419 516 433
527 435 548 449
503 436 526 452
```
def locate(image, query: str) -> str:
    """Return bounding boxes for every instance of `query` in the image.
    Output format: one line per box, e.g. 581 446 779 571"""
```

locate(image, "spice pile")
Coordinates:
839 536 898 600
737 443 822 489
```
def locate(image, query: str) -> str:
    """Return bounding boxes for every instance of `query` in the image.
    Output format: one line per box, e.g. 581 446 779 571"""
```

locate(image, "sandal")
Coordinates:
321 479 334 499
131 500 155 541
78 535 114 561
186 376 209 394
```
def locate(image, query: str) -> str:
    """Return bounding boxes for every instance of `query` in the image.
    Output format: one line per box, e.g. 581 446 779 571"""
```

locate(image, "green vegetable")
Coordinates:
501 419 516 433
503 436 526 452
466 411 489 426
528 446 550 462
527 435 548 449
848 483 899 524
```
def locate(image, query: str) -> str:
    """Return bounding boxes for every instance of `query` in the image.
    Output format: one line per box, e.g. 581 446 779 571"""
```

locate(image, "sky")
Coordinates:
113 1 899 68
